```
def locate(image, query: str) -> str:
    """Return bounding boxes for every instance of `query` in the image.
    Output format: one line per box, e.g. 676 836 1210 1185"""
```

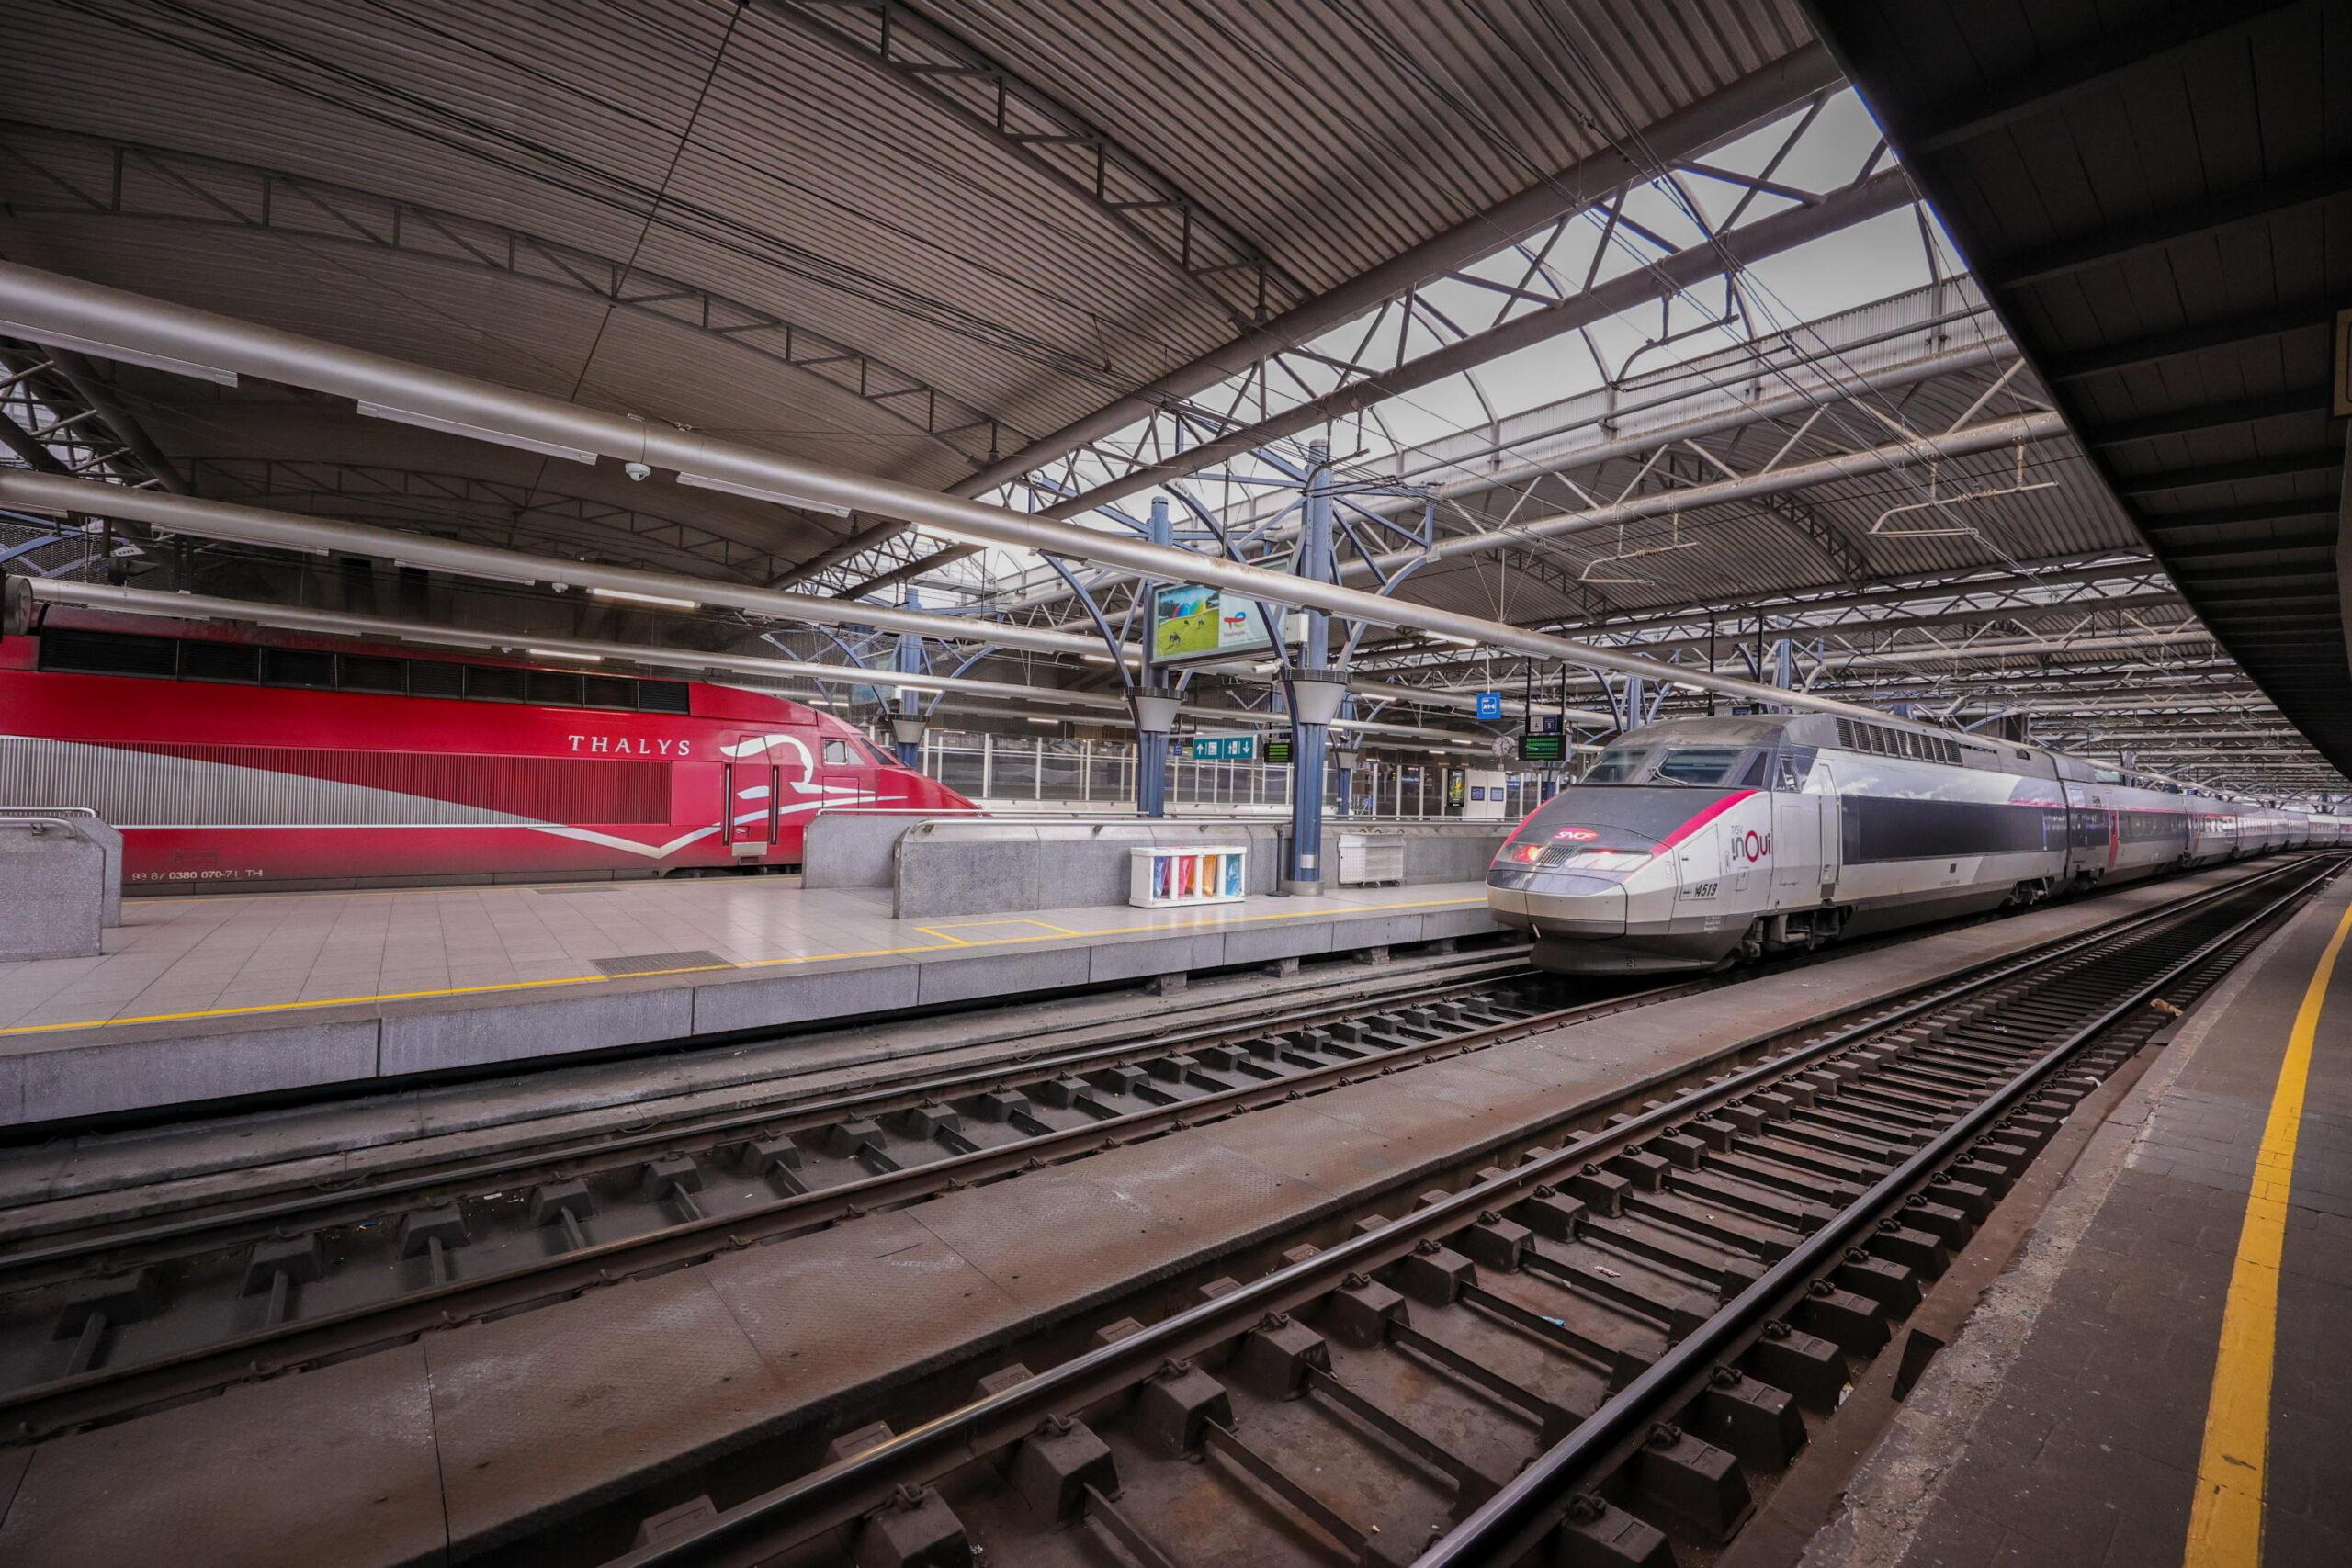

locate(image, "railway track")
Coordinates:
1 954 1658 1436
0 942 1540 1240
516 853 2335 1568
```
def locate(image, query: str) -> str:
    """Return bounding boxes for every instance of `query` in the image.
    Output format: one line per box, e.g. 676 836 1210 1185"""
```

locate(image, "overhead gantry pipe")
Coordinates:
0 261 1906 725
0 468 1612 729
21 580 1514 750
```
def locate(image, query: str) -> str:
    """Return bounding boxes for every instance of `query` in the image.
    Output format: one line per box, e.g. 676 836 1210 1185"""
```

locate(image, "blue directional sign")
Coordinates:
1189 734 1258 762
1475 691 1504 721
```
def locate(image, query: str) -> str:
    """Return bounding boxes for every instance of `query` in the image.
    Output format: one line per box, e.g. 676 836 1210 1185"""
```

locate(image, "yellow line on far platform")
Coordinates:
0 895 1486 1037
2181 896 2352 1567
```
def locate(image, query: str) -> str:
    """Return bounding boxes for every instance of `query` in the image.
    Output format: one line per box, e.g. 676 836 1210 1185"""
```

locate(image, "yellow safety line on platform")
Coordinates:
2182 896 2352 1568
0 895 1485 1037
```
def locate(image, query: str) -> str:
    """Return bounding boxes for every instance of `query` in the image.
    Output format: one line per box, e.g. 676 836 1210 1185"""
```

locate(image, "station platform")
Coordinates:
1808 871 2352 1568
0 876 1501 1127
0 862 2296 1568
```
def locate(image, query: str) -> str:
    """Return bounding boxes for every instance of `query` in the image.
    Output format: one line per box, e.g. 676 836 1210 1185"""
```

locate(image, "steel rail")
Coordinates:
1416 855 2341 1565
599 856 2325 1566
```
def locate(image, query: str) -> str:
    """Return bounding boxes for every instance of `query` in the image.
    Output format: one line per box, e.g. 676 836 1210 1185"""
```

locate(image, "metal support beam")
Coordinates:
755 1 1298 330
0 260 1915 724
0 122 1020 472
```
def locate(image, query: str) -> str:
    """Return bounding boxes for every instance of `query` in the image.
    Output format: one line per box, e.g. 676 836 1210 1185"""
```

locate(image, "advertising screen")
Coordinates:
1150 583 1275 666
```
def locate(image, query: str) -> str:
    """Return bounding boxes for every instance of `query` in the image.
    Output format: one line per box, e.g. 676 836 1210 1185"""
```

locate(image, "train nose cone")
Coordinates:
1488 829 1663 939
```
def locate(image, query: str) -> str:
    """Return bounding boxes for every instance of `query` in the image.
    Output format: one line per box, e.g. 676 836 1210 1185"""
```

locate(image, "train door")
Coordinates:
818 735 867 813
1771 751 1826 900
721 733 783 851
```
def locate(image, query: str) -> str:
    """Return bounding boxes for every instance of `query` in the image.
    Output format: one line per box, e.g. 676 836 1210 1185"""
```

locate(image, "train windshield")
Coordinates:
1652 748 1747 785
1582 743 1750 786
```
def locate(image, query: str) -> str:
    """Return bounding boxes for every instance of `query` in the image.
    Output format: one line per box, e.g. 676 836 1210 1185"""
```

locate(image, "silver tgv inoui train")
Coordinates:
1488 713 2345 975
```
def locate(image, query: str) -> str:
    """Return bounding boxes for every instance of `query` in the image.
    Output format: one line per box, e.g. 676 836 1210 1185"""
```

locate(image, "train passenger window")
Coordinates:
38 626 177 677
264 648 336 688
338 655 405 694
466 664 526 702
637 681 691 714
526 670 585 706
1652 748 1745 785
178 640 259 682
582 675 636 709
406 660 465 698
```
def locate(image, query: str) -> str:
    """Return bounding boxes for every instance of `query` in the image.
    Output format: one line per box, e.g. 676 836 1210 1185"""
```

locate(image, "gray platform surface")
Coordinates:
0 863 2290 1567
1808 871 2352 1568
0 879 1499 1125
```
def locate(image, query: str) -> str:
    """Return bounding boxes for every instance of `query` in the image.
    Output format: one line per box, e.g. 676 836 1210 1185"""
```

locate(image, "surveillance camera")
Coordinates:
624 461 652 482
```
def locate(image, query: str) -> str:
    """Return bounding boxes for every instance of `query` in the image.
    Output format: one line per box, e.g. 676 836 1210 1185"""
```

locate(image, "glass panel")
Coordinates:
1653 748 1746 785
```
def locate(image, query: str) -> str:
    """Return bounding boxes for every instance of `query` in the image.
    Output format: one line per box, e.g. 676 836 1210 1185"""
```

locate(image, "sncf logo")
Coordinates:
567 735 693 756
1556 827 1600 841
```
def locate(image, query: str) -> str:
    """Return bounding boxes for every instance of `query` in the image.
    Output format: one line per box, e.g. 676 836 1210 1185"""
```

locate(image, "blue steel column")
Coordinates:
1133 495 1174 817
1285 442 1344 894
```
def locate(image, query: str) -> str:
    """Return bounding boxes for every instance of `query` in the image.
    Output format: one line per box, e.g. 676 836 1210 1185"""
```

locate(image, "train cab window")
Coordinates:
264 647 335 688
1737 751 1770 788
1774 754 1804 792
1580 745 1650 784
822 739 857 766
1652 748 1745 786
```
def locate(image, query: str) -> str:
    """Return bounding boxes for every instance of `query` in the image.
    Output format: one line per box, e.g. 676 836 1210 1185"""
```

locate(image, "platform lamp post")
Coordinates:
888 591 929 769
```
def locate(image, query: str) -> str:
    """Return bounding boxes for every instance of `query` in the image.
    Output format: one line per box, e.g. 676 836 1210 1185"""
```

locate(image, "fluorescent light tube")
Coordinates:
676 472 853 516
590 586 699 610
526 647 601 661
356 402 598 464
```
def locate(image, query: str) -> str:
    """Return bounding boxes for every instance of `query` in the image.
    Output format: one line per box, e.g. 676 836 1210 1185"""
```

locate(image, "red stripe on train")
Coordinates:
1653 789 1760 854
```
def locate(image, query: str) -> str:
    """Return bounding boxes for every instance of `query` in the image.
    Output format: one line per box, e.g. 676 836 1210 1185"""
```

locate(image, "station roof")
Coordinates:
1802 0 2350 772
0 0 2344 797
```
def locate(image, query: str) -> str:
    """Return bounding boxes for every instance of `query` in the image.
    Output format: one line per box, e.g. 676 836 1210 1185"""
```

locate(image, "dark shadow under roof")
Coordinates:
1803 0 2351 773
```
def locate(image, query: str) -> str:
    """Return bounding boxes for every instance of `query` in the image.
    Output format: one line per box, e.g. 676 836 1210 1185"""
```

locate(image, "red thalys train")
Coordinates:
0 608 976 891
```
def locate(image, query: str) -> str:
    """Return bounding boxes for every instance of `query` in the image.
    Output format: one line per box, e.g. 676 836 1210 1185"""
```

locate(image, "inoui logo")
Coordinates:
567 735 693 756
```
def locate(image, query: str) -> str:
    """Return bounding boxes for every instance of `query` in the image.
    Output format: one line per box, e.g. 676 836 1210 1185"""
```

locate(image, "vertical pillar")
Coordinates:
1285 443 1348 895
1133 496 1176 817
